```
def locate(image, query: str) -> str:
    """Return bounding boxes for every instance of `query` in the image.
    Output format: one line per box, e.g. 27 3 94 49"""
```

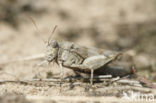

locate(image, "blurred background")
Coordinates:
0 0 156 81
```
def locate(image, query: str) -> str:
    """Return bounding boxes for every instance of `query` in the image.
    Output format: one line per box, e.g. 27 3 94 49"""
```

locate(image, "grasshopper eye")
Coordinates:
50 40 58 48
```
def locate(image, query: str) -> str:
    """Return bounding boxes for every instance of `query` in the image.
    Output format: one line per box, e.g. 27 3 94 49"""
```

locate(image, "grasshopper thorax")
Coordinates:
45 40 59 63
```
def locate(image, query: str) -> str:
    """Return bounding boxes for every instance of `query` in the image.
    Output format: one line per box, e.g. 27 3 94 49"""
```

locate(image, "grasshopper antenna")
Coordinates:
48 25 57 43
27 15 46 43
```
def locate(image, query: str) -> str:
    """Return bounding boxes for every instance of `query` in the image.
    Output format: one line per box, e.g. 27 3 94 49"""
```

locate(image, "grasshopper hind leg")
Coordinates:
90 69 94 86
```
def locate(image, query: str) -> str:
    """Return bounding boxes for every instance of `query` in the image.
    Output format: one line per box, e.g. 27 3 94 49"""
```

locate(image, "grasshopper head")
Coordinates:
45 40 59 62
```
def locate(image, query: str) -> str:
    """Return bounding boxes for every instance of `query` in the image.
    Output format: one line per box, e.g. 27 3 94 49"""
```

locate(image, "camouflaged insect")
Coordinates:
28 19 127 85
45 39 122 85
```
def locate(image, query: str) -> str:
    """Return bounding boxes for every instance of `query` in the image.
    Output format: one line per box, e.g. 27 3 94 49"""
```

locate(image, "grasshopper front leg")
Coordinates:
58 61 64 87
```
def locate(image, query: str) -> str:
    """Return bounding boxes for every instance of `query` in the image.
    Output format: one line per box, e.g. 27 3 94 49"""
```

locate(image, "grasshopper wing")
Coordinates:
70 43 122 61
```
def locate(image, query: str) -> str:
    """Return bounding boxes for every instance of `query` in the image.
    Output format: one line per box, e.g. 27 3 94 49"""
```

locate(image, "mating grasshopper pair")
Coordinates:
44 26 123 85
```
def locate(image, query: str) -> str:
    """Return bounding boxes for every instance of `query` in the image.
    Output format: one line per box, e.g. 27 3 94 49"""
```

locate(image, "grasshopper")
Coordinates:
45 26 122 85
27 18 123 84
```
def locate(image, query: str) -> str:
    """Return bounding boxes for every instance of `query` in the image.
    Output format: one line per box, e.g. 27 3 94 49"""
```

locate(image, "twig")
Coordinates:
0 75 155 89
116 79 142 87
26 96 128 102
0 75 112 84
67 75 112 79
0 76 142 87
138 77 156 89
97 85 154 93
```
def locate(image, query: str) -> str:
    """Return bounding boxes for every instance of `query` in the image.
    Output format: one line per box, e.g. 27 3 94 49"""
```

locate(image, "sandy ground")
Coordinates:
0 0 156 103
